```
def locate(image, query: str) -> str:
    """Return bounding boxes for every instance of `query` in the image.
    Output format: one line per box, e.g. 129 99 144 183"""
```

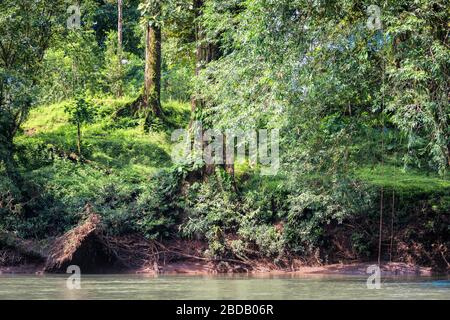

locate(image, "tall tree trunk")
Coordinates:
191 0 204 115
118 0 123 51
144 23 162 117
117 0 123 97
191 0 225 178
191 0 219 115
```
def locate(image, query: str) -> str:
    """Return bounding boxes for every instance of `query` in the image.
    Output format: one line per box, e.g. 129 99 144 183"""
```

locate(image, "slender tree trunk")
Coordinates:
447 143 450 167
144 22 162 117
191 0 219 115
191 0 204 114
118 0 123 51
77 123 82 157
191 0 224 178
117 0 123 97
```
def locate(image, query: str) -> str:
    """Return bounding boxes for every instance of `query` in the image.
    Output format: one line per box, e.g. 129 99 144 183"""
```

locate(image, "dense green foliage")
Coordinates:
0 0 448 268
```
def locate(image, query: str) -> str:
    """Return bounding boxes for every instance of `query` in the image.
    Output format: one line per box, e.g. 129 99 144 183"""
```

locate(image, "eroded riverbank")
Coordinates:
1 213 448 277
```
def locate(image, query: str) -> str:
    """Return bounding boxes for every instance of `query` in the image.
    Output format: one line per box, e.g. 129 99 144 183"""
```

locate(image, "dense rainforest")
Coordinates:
0 0 449 273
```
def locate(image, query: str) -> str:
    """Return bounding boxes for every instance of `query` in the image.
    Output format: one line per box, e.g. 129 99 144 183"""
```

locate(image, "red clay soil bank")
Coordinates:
44 212 125 274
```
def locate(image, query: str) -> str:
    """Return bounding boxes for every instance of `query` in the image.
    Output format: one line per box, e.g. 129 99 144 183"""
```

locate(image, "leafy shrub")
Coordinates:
38 31 102 104
350 232 371 257
181 173 240 256
134 169 183 239
238 220 284 258
0 163 23 232
101 31 144 97
283 176 376 256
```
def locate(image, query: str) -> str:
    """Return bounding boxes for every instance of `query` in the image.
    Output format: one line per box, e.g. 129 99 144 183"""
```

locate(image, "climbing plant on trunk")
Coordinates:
144 22 162 117
139 0 164 125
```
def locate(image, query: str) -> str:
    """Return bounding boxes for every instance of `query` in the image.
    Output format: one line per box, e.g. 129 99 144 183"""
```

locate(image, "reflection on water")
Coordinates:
0 274 448 300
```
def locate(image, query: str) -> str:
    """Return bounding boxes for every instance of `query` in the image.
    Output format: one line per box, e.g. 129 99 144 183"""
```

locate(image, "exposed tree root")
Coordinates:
44 206 125 273
114 92 146 118
105 236 261 274
113 91 164 132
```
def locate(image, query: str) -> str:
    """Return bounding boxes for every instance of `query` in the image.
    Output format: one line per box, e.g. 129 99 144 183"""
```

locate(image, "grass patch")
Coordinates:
15 97 191 180
357 165 450 196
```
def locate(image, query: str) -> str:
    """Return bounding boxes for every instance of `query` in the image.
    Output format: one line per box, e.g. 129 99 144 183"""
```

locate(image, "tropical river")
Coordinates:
0 274 449 300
